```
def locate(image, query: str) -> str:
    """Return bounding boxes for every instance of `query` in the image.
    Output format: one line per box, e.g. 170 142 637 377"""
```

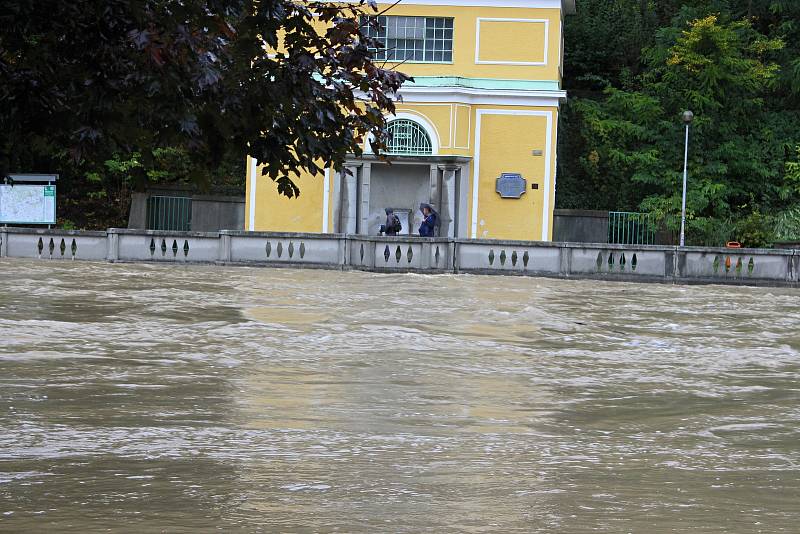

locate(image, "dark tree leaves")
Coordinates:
0 0 409 198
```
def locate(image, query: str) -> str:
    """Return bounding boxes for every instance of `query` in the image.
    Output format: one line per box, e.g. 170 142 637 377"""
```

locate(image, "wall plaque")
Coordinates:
495 173 527 199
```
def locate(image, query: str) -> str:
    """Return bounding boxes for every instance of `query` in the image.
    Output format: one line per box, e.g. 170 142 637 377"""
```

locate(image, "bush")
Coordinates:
774 207 800 241
733 211 777 248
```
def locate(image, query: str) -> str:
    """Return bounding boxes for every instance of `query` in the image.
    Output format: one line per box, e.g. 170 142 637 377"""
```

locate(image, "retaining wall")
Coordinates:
1 227 798 287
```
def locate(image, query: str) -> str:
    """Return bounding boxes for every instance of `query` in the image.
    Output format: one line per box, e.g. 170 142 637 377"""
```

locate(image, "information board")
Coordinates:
495 173 527 199
0 184 57 224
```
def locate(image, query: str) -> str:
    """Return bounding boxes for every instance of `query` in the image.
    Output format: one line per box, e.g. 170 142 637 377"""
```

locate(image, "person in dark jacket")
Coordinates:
418 203 438 237
379 208 402 236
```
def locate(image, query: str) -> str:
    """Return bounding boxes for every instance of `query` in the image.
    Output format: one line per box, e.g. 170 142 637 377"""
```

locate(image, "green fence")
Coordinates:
608 212 656 245
146 196 192 231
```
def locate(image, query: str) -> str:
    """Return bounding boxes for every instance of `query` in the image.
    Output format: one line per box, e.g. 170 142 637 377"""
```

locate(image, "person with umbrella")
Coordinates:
418 203 438 237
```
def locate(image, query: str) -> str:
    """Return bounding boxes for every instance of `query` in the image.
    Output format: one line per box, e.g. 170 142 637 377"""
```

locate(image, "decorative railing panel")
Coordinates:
680 249 793 281
115 231 220 263
347 236 449 272
228 232 342 266
456 242 561 274
3 230 108 261
569 246 670 278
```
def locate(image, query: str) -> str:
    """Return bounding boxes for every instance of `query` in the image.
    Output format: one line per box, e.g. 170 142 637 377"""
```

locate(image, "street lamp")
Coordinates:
680 110 694 247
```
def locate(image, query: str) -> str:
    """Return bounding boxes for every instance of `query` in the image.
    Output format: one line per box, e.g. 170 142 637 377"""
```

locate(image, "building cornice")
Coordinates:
357 1 576 13
409 76 562 92
397 84 567 107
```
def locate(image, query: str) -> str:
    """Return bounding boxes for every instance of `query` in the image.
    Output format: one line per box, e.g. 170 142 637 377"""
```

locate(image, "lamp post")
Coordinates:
680 110 694 247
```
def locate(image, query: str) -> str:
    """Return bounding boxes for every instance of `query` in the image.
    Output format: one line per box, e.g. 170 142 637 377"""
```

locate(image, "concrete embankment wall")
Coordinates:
1 227 798 288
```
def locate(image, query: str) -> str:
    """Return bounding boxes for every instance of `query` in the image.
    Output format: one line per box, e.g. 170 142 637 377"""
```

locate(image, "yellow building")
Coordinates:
246 0 575 241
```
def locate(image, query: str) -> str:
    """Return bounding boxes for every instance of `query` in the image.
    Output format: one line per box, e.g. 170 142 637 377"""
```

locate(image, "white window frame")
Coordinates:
363 15 455 64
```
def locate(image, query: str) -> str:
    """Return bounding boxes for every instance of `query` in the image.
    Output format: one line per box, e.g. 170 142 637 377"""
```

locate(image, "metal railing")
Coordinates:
608 211 656 245
146 196 192 231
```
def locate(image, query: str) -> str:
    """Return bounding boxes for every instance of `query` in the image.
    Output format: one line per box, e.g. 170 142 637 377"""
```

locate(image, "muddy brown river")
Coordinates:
1 259 799 532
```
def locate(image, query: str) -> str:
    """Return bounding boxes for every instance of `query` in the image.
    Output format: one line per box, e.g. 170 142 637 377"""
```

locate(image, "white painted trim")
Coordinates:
470 116 483 238
328 0 573 10
543 112 554 241
248 156 257 231
475 18 549 66
322 168 330 233
551 109 559 241
470 109 554 240
453 104 472 150
398 86 566 107
558 14 565 78
366 111 441 155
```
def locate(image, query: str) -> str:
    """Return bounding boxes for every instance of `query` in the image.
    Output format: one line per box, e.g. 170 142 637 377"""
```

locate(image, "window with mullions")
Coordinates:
385 119 433 155
362 16 453 63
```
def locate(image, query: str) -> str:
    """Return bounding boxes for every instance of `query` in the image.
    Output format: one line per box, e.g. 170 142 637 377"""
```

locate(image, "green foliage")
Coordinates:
57 219 77 231
733 211 775 248
774 206 800 241
559 2 800 247
0 0 408 228
785 146 800 196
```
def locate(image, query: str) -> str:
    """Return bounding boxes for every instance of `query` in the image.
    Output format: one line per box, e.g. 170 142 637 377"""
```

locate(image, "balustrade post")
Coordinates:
340 234 349 268
219 231 232 262
558 243 571 277
420 241 431 269
106 229 119 261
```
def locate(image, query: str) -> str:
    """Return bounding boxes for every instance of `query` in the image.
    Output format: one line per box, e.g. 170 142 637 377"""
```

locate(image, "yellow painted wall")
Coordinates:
249 103 559 241
454 104 472 150
396 105 452 149
394 103 474 155
373 5 562 81
477 19 547 64
249 159 325 233
246 1 567 239
464 105 558 241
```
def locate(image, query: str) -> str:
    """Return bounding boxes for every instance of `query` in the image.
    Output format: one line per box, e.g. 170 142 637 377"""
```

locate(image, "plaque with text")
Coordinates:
495 173 527 199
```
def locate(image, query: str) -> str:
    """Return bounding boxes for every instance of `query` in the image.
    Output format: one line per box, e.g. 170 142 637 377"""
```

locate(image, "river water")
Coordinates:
1 259 799 532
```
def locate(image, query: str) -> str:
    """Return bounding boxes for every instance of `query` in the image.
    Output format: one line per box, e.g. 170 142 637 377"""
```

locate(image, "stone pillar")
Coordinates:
428 164 442 237
438 165 459 238
341 164 360 235
218 231 232 262
428 164 440 206
358 163 371 235
106 229 119 261
0 227 7 257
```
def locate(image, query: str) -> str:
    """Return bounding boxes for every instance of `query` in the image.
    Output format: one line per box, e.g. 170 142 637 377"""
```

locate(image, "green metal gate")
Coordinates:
146 196 192 231
608 211 656 245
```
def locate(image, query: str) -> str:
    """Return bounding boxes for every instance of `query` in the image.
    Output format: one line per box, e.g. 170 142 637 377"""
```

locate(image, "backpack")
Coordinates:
392 214 402 233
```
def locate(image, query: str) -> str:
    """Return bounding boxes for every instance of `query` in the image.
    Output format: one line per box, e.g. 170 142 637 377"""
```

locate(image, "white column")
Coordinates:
428 164 440 207
247 156 257 231
428 164 442 237
341 165 359 235
438 165 459 238
358 163 371 235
